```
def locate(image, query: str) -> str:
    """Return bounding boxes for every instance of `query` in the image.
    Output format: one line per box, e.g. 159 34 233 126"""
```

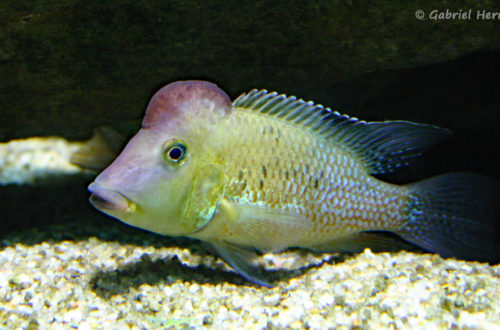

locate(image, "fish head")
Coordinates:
88 80 232 236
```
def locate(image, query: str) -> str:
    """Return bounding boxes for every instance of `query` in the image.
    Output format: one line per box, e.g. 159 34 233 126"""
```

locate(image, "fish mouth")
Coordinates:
88 183 135 213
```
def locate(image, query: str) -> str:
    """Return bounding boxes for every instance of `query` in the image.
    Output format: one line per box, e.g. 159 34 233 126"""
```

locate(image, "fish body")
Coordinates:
190 106 407 250
88 81 498 286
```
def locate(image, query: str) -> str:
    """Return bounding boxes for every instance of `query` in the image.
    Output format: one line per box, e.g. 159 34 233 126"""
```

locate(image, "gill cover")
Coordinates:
181 164 225 234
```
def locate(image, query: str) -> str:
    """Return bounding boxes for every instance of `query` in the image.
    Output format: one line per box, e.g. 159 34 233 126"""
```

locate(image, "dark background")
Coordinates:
0 1 498 236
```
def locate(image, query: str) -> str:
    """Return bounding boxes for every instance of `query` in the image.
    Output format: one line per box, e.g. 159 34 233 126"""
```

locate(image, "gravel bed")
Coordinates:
0 227 499 329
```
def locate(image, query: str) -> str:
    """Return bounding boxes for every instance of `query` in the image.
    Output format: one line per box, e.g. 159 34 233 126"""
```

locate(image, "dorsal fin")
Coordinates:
233 89 452 175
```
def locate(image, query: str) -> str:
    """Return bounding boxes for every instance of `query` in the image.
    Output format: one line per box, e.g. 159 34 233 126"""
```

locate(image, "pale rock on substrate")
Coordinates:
0 137 83 185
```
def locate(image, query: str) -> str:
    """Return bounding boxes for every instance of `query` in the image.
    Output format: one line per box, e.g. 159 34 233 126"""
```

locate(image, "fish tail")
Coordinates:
398 173 499 263
70 127 126 171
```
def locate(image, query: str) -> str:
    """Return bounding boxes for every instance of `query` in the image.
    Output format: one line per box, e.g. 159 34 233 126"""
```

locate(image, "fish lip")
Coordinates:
88 183 131 212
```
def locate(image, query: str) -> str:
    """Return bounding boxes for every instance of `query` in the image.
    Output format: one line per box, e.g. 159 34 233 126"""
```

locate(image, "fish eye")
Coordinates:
163 139 188 165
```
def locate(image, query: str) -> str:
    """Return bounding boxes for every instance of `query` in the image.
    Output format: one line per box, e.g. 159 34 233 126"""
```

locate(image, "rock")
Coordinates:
1 1 499 140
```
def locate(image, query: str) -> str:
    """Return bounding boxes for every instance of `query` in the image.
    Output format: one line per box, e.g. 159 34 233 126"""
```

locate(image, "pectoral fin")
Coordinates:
232 203 313 252
211 239 272 287
182 164 225 234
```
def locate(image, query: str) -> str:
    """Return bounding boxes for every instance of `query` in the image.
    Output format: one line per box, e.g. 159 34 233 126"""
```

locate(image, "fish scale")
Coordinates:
219 109 407 246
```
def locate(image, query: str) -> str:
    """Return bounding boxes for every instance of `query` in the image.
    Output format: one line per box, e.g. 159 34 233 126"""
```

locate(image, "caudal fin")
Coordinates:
398 173 499 263
70 127 126 171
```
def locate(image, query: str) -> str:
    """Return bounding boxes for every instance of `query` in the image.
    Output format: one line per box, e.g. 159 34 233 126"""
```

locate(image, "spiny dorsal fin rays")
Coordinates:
233 89 452 175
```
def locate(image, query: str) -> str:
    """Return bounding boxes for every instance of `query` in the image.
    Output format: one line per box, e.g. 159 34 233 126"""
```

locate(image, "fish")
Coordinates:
87 80 499 286
71 121 141 171
70 126 127 171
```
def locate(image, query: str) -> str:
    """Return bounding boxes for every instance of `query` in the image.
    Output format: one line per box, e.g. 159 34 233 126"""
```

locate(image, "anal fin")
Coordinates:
308 231 416 254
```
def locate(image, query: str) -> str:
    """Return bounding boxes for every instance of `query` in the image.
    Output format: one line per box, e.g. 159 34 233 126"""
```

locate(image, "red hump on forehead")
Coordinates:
142 80 232 128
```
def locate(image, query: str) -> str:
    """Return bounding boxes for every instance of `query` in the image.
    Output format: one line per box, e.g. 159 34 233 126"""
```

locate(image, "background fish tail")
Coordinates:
398 173 500 263
70 126 126 171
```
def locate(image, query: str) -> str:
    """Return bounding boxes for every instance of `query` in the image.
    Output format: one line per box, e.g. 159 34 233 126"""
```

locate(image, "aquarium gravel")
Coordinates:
0 233 498 329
